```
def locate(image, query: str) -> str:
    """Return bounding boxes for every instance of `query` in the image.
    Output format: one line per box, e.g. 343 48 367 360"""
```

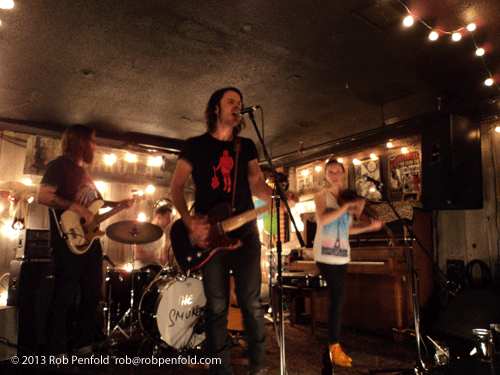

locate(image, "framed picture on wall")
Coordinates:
23 135 58 175
354 159 382 200
388 151 421 201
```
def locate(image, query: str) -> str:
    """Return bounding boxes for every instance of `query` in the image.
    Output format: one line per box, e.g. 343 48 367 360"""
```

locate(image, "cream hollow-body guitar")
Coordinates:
60 197 141 255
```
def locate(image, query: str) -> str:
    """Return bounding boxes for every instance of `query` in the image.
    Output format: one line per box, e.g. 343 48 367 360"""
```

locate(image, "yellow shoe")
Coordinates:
329 343 352 367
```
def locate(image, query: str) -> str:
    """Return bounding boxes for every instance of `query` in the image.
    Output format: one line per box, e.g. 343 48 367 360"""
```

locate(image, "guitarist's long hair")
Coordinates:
205 87 246 135
61 124 96 163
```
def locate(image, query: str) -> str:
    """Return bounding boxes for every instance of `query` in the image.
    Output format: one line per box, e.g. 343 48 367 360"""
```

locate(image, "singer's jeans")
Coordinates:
316 262 348 345
201 223 266 375
45 237 103 355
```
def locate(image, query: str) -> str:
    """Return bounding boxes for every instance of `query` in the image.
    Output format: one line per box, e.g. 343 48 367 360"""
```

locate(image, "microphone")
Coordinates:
364 175 383 188
236 105 260 117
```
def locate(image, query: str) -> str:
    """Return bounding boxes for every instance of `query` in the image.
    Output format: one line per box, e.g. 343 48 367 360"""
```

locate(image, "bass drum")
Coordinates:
138 276 206 351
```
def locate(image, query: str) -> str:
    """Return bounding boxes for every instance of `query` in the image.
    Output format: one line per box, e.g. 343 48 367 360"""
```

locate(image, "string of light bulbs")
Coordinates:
0 0 14 25
397 0 500 93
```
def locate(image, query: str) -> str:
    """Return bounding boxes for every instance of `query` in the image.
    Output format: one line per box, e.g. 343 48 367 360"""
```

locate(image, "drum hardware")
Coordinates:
102 220 206 355
101 221 163 343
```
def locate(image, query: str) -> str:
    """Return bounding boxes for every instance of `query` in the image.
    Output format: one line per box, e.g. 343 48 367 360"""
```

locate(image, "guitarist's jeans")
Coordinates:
45 239 103 355
201 225 265 375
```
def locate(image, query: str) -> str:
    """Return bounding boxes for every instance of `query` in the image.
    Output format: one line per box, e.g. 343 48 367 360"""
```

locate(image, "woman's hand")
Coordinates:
344 198 365 219
368 217 383 231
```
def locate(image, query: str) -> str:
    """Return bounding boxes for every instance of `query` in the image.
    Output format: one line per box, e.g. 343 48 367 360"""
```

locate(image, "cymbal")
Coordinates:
106 220 163 244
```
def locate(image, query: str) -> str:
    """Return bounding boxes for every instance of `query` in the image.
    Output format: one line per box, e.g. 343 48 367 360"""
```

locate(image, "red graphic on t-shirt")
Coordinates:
211 169 220 189
213 150 234 192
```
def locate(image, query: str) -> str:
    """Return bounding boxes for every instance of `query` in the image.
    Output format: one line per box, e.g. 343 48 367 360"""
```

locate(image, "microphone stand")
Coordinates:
247 110 305 375
368 183 429 375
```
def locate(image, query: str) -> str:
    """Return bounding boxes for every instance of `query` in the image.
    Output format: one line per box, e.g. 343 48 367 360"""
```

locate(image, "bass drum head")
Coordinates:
139 276 206 351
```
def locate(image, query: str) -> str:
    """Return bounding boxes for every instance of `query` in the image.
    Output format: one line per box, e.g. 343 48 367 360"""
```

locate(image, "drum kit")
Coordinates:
102 220 206 353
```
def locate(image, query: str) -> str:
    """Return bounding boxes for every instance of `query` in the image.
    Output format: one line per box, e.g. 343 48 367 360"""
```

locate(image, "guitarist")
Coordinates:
171 88 295 375
37 124 134 360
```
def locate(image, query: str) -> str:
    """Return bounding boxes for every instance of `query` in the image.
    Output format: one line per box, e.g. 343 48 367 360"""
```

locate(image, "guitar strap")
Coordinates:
231 136 242 213
50 208 68 240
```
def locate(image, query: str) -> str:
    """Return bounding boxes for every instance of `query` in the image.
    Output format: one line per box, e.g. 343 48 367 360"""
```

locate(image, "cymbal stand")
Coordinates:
104 243 140 341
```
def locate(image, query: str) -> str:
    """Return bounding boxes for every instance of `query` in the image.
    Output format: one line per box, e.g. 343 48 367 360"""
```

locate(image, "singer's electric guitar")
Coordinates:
60 195 143 255
170 203 271 270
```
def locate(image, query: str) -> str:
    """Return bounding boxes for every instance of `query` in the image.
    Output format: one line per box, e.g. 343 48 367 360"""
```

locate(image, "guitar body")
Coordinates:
170 203 242 270
60 200 105 254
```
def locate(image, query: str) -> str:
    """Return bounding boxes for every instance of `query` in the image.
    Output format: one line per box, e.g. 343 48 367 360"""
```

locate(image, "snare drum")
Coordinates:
138 276 206 350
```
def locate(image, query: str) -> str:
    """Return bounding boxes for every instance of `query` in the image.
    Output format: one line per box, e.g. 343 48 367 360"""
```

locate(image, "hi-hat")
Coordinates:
106 220 163 244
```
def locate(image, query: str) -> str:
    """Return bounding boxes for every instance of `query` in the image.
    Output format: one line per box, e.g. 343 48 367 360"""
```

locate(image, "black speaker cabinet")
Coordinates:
433 289 500 342
421 113 482 210
7 259 54 356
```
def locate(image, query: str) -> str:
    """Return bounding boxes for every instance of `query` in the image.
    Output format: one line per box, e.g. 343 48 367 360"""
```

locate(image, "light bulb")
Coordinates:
485 78 494 86
337 158 343 164
0 0 14 10
467 23 476 32
495 126 500 133
476 48 485 56
387 142 393 149
125 153 137 162
452 32 461 41
429 31 439 41
104 154 117 165
403 15 414 27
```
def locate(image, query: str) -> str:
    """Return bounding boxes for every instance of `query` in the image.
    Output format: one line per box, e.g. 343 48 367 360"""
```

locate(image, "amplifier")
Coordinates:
0 306 18 360
7 259 54 357
18 229 51 259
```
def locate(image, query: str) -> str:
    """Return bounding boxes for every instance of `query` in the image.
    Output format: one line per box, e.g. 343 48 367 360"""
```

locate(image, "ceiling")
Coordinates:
1 0 499 169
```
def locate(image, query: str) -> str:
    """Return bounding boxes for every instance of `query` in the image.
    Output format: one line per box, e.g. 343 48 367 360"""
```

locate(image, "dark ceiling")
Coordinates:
1 0 499 168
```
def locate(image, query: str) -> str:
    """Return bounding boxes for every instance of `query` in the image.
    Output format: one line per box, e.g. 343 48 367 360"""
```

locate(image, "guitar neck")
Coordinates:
221 205 271 233
95 202 127 224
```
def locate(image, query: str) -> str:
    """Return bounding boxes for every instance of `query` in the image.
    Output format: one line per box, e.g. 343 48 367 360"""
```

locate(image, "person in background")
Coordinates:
134 199 175 269
313 159 383 368
170 87 295 375
37 124 134 359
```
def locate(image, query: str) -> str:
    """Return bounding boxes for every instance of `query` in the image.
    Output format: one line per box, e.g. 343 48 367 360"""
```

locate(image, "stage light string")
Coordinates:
397 0 500 93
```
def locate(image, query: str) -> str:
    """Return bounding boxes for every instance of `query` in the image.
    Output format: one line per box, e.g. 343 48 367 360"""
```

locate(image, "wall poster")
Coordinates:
389 151 421 201
354 159 382 201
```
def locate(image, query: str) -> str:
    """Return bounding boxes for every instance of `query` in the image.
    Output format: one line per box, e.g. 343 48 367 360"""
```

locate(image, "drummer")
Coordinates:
134 199 175 270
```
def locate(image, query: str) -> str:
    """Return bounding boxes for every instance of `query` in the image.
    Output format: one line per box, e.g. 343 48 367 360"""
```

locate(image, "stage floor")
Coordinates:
0 316 429 375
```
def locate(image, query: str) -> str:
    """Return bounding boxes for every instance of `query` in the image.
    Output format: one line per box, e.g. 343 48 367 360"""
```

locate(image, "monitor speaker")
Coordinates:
433 289 500 342
421 113 482 210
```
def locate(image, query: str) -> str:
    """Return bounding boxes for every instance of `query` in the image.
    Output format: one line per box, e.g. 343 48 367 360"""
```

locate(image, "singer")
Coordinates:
171 87 294 375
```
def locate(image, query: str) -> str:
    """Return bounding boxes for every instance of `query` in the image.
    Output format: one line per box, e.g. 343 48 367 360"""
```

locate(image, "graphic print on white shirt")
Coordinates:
321 212 350 257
